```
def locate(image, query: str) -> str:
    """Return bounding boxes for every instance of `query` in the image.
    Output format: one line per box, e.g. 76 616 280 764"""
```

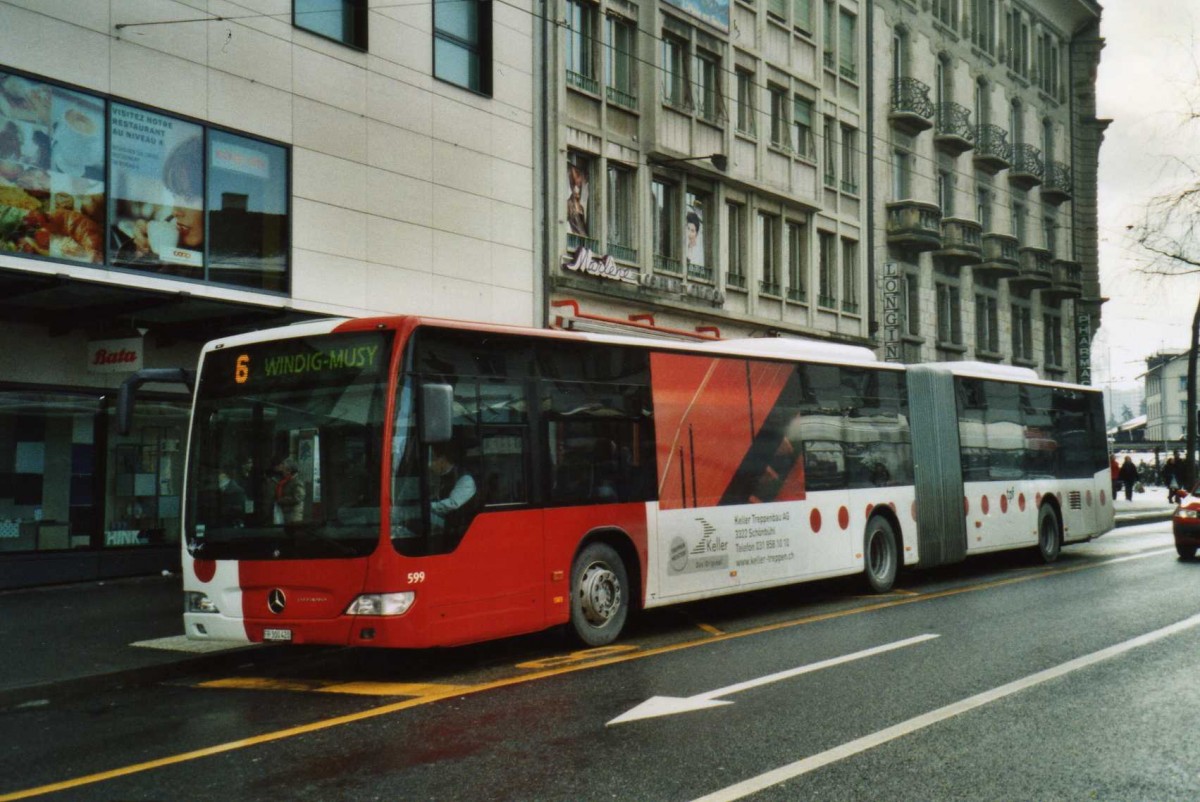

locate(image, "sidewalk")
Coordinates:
0 495 1179 706
1111 486 1179 527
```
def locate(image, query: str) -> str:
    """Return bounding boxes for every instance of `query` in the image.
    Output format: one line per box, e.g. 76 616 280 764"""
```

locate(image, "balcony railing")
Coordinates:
567 70 599 95
886 200 942 253
1009 144 1044 190
934 102 974 156
787 287 807 303
759 280 782 296
655 255 682 275
1043 259 1083 302
606 242 638 263
1042 161 1073 205
1012 246 1053 290
932 217 983 272
889 77 934 134
688 262 713 282
975 232 1019 278
605 85 638 109
568 233 600 253
973 124 1011 174
726 272 747 290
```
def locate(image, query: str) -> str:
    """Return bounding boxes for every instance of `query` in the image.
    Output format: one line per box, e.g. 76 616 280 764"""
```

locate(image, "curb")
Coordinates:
1114 512 1173 528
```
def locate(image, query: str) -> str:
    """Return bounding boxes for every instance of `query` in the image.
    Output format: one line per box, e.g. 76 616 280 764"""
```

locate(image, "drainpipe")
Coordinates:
865 0 877 346
535 0 551 328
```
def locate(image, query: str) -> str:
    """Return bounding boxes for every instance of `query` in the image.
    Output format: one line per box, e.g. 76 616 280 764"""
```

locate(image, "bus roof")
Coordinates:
913 361 1097 391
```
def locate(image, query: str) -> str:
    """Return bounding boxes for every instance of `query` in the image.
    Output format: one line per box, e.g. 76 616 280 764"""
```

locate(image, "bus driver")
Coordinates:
429 442 477 535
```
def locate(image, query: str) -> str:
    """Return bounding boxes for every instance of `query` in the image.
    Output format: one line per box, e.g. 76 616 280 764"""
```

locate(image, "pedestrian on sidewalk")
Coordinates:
1119 456 1139 502
1163 456 1180 504
1110 455 1121 498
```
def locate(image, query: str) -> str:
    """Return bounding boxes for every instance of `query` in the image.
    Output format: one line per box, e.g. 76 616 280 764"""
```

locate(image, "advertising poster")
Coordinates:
109 103 204 277
567 158 590 238
0 71 106 263
686 194 705 268
662 0 729 32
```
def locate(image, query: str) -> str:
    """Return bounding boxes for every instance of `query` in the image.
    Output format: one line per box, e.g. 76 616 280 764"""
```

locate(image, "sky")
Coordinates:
1093 0 1200 390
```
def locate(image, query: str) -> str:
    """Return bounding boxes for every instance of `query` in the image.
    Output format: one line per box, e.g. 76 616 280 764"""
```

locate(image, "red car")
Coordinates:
1173 489 1200 560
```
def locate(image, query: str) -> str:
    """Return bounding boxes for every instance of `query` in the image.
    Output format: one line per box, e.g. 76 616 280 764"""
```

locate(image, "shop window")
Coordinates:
0 70 290 292
108 400 188 549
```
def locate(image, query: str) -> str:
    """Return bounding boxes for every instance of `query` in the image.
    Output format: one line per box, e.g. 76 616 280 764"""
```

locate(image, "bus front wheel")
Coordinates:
1037 504 1062 563
569 542 629 646
863 516 899 593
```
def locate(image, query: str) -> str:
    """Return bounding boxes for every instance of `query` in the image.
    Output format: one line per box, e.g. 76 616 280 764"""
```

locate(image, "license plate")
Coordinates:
262 628 292 642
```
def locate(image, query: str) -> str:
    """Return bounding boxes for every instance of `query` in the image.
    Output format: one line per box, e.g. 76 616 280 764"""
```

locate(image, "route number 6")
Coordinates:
235 354 250 384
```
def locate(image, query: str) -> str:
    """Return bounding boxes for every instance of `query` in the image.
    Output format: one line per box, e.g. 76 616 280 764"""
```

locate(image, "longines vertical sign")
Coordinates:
881 262 902 362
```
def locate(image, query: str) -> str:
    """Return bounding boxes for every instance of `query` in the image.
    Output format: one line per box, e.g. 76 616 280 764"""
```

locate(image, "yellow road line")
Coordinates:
696 622 725 636
0 548 1171 801
196 678 479 697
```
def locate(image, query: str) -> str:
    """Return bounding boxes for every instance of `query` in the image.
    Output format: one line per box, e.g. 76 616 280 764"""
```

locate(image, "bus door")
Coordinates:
393 376 543 643
906 366 967 566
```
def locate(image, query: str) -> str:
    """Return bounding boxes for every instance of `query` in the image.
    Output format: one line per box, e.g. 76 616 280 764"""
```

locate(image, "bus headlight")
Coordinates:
1177 509 1200 519
346 592 415 616
185 591 220 614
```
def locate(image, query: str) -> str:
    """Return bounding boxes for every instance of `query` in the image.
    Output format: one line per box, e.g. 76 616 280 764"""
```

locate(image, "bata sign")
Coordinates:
88 337 144 374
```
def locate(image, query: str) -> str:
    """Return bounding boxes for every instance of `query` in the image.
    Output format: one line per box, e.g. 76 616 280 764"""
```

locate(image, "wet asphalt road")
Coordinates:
3 522 1198 802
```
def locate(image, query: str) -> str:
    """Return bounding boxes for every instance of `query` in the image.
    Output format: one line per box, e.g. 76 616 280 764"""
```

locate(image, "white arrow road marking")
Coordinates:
690 611 1200 802
606 633 939 726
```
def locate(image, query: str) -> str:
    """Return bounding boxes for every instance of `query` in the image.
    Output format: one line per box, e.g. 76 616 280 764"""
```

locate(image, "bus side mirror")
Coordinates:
117 368 196 436
422 384 453 443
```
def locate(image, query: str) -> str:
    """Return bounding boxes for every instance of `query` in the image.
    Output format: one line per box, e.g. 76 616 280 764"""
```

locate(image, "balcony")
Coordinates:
932 218 983 272
1008 144 1044 190
886 201 942 253
889 78 935 135
1042 161 1073 205
974 232 1019 279
972 125 1011 174
934 102 974 156
1011 246 1053 291
1042 259 1083 302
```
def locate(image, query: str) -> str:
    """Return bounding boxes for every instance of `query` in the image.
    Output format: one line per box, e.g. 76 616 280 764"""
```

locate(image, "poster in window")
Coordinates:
0 73 106 263
567 158 589 238
108 104 204 277
686 195 705 268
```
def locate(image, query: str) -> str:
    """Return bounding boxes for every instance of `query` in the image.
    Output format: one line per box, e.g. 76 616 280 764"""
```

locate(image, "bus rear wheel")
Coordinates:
863 516 898 593
569 542 629 646
1037 504 1062 563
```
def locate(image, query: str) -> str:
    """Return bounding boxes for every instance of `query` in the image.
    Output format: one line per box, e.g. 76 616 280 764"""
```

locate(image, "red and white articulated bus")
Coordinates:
160 315 1113 648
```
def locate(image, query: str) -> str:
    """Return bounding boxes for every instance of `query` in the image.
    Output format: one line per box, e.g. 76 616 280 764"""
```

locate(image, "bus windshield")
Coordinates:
186 331 392 560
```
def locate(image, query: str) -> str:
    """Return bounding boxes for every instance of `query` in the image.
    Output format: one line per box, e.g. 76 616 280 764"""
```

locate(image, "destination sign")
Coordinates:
200 332 391 397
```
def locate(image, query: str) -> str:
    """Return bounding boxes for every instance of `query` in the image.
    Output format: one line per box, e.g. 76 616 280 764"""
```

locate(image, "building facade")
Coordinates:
0 0 536 587
1144 350 1190 447
541 0 1105 373
544 0 873 343
871 0 1105 377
